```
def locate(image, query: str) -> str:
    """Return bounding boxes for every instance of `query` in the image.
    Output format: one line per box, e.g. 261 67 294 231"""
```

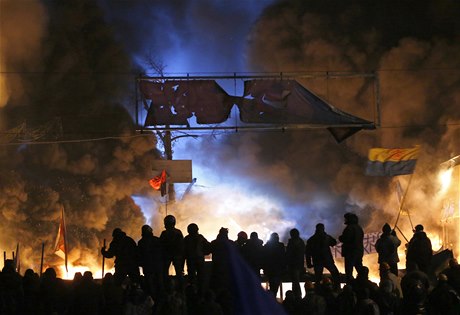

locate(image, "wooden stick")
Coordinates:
40 242 45 277
102 239 106 279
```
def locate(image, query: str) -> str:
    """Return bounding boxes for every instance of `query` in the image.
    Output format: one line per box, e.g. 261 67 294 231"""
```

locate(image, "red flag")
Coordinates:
149 170 167 196
54 207 68 272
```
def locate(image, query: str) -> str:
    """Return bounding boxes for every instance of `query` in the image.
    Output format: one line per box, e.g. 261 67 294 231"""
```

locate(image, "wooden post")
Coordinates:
39 242 44 277
102 239 106 279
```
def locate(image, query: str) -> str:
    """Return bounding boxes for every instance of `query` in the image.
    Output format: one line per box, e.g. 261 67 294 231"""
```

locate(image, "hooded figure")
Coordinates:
406 224 432 275
339 213 364 284
375 223 401 275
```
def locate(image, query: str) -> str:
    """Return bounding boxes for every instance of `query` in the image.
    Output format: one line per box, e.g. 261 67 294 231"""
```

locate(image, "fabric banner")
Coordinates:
366 146 420 176
331 232 381 258
54 207 68 272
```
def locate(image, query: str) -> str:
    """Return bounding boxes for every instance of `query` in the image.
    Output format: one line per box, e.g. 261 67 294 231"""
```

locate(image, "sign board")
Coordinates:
152 160 192 183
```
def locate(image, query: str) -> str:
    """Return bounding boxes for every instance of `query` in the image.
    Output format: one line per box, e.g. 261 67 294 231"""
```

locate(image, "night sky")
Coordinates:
1 0 459 275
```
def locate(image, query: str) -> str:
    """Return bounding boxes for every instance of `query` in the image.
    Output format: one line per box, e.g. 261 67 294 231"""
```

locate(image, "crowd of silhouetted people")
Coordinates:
1 212 460 314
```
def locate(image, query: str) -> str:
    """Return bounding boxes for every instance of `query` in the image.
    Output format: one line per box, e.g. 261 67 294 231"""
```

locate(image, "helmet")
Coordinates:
164 215 176 228
237 231 248 240
187 223 199 234
112 228 123 237
141 224 153 235
269 232 279 242
290 228 299 238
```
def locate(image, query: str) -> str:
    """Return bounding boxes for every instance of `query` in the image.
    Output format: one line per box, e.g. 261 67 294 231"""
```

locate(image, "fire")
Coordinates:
439 168 453 194
57 263 114 280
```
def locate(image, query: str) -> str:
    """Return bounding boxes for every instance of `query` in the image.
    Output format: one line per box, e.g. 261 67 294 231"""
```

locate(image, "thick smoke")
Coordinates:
242 0 460 236
153 0 459 245
0 0 161 274
1 0 459 277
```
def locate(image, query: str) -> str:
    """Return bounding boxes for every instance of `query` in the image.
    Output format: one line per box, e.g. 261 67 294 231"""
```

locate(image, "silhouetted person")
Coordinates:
286 228 305 299
351 266 380 306
302 280 327 315
124 281 154 315
376 277 401 315
241 231 264 276
339 212 364 283
101 227 140 285
209 227 233 302
336 284 357 315
375 223 401 276
160 215 185 285
183 222 211 294
0 259 23 315
101 273 124 315
22 268 40 315
406 224 432 275
426 273 460 315
39 267 69 315
137 224 163 301
378 262 401 298
316 277 339 315
355 287 380 315
442 258 460 295
400 265 430 314
263 232 287 296
305 223 341 289
235 231 248 255
70 271 105 315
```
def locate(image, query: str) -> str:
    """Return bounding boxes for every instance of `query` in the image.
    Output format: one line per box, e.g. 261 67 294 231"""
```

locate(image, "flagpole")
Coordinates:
393 172 416 230
62 207 68 273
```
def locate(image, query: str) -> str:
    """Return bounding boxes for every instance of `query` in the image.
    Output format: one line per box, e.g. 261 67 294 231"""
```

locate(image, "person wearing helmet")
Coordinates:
159 215 184 286
101 228 140 285
137 224 163 301
183 223 211 295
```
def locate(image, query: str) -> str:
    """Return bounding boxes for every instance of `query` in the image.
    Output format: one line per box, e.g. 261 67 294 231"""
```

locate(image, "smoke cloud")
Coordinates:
1 0 459 277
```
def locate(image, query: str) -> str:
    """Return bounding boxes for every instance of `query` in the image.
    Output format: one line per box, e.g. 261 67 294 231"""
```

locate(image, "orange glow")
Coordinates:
57 263 114 280
439 168 453 194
